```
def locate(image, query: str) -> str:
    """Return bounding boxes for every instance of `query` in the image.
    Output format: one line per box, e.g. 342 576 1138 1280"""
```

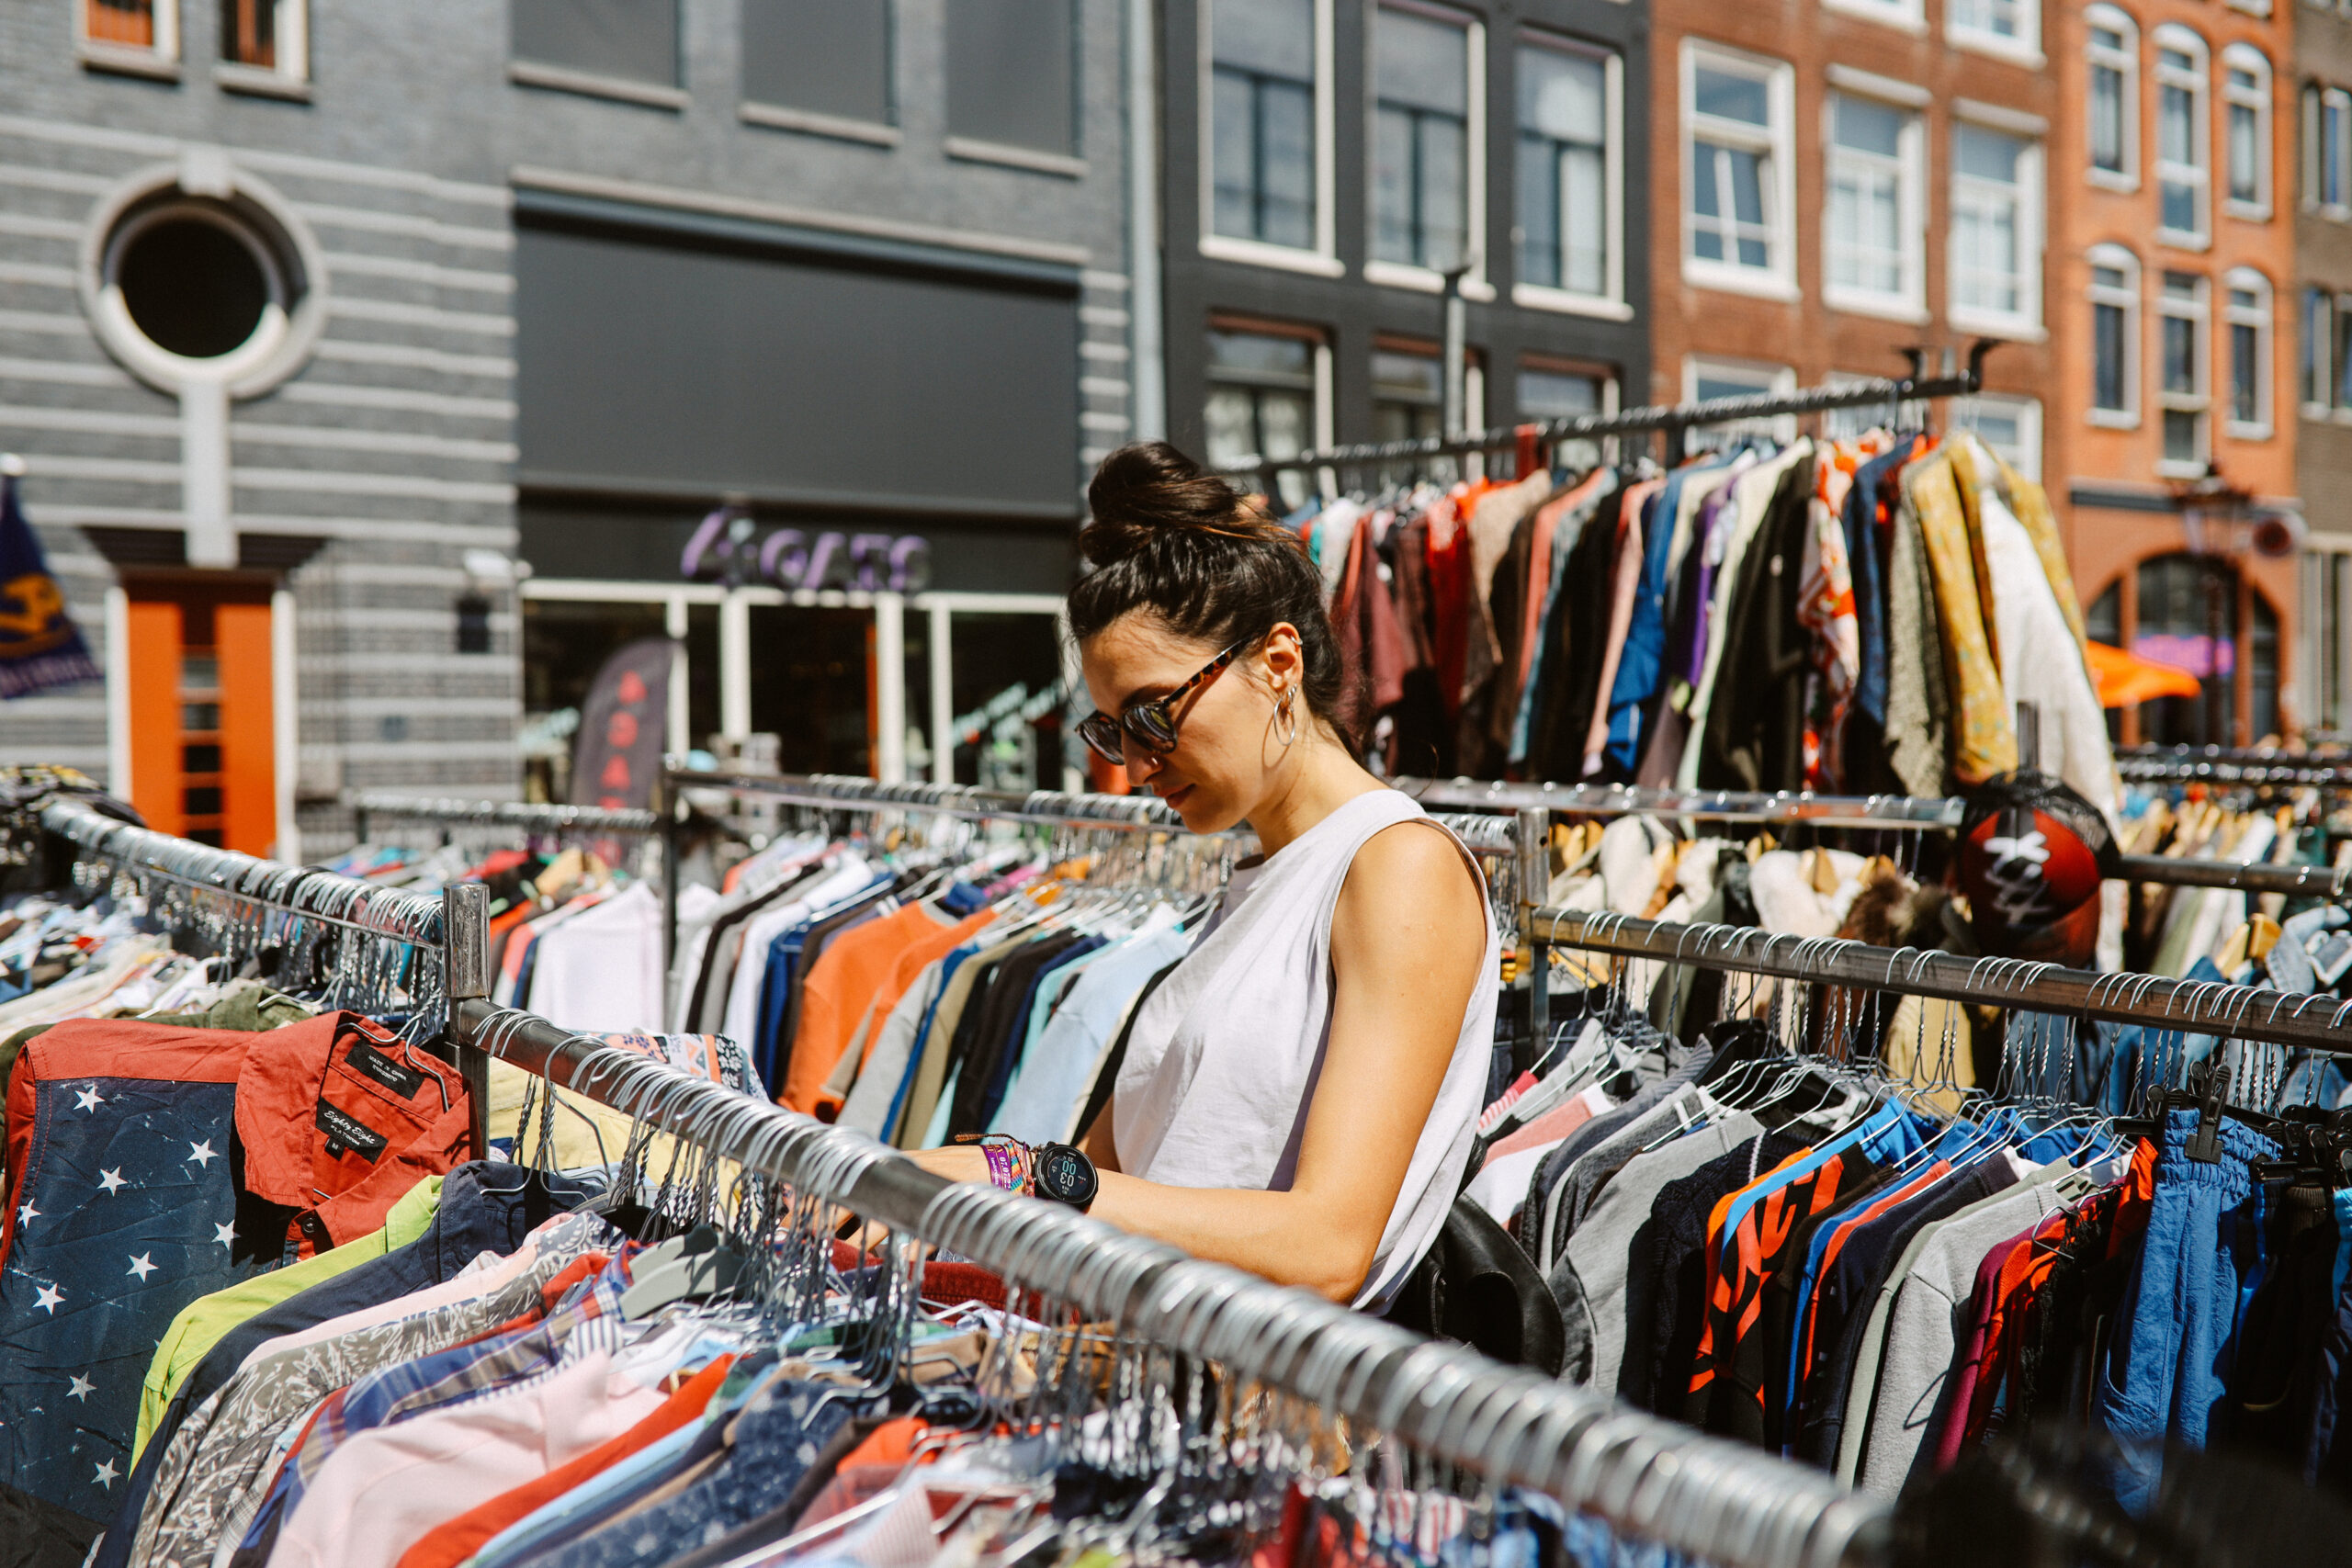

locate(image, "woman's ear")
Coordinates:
1259 622 1306 693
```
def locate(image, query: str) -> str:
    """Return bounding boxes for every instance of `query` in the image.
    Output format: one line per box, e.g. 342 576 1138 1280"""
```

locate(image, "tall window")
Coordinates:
2086 7 2138 187
1516 35 1616 301
1956 394 2043 479
2089 245 2140 423
2222 46 2271 217
2304 288 2331 412
512 0 680 88
2157 270 2210 471
1372 344 1477 483
1825 92 1921 314
2337 292 2352 409
1949 0 2038 56
1684 355 1797 448
1203 325 1322 507
1372 4 1475 272
945 0 1075 156
741 0 890 127
1209 0 1318 252
1951 121 2040 329
2154 28 2211 243
2224 269 2271 434
2309 86 2352 214
220 0 302 76
1684 43 1792 291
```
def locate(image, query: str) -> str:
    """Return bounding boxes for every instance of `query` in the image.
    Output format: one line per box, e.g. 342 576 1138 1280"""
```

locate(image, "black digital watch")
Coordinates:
1032 1142 1100 1212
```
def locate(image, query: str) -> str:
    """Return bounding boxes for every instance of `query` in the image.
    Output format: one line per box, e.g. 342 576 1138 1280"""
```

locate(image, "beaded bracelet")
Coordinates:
978 1134 1034 1196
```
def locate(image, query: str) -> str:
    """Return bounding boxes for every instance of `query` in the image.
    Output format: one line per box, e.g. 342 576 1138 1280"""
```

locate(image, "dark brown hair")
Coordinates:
1067 443 1349 737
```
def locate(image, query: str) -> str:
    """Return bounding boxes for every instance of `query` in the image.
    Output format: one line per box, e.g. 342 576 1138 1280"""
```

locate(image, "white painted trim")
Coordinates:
313 341 515 378
0 403 179 437
0 356 131 389
738 102 902 147
35 504 515 545
1819 0 1928 31
0 310 101 338
329 299 515 336
105 584 130 796
181 379 232 568
874 592 906 782
663 596 690 760
333 740 534 761
507 60 686 110
277 383 515 419
321 253 513 294
1197 233 1348 276
0 164 112 196
290 205 513 251
1510 283 1636 321
509 164 1091 267
0 111 175 157
229 423 518 462
0 261 79 288
0 212 88 243
914 592 1067 614
271 588 299 863
1953 99 2048 136
929 600 953 783
719 592 751 739
1824 64 1929 107
944 137 1086 178
229 468 515 502
216 63 310 101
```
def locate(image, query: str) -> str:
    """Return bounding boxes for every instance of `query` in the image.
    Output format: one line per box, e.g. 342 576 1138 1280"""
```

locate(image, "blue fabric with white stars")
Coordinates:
0 1076 263 1521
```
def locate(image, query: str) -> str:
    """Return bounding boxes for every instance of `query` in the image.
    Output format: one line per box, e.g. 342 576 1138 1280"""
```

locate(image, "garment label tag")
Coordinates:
317 1100 389 1162
345 1038 425 1100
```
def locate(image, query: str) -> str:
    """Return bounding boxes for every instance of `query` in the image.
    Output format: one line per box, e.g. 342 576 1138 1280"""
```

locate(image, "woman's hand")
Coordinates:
906 1145 993 1186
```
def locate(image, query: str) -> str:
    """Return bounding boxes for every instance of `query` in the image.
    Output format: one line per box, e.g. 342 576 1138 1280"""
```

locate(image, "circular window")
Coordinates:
115 217 272 359
81 166 326 397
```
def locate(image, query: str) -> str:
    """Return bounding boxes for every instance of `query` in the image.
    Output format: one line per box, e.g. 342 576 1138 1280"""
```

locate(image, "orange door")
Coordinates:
123 589 277 854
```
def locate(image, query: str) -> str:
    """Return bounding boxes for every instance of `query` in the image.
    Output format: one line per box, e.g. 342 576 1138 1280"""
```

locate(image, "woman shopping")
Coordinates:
912 442 1499 1315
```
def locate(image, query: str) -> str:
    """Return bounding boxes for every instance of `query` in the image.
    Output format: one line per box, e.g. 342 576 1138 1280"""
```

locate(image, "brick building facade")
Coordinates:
2296 0 2352 739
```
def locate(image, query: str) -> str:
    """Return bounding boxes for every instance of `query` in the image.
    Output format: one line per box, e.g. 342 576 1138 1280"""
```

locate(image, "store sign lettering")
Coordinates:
681 512 932 594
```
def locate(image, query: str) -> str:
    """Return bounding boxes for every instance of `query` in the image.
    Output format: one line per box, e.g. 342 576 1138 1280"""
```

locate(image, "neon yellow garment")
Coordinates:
131 1173 444 1460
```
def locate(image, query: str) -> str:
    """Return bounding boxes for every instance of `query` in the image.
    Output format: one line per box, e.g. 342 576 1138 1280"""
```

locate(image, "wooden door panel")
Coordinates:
124 598 181 838
217 601 275 856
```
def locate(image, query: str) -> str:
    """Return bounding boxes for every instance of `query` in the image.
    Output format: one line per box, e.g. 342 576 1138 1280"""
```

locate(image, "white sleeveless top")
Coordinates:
1111 788 1499 1308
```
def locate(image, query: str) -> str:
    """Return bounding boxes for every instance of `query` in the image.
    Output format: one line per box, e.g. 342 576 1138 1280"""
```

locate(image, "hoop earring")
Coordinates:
1275 687 1299 749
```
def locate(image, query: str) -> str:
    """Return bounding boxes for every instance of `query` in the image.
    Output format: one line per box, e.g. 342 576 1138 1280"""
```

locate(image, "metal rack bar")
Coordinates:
2115 749 2352 787
447 996 1885 1568
348 792 662 843
1223 343 1995 478
1524 905 2352 1055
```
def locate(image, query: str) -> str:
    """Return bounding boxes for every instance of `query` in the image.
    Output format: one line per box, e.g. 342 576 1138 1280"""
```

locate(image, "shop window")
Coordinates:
521 598 668 801
1208 0 1320 253
1824 91 1924 316
1516 33 1619 306
2086 7 2138 188
936 612 1065 790
741 0 890 128
1371 3 1476 273
1203 321 1324 508
945 0 1075 156
2157 271 2210 473
2222 45 2271 217
2088 553 2280 746
511 0 680 90
749 604 876 775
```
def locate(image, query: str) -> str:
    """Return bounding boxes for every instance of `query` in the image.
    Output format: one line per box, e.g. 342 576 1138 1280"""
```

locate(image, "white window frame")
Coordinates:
1363 1 1490 299
1947 0 2042 68
1820 0 1926 33
75 0 179 76
2154 25 2212 250
1202 320 1334 505
1947 111 2045 337
1683 354 1798 445
1679 39 1797 301
2304 285 2334 418
1821 87 1927 321
216 0 309 95
2156 270 2211 478
2335 289 2352 417
2221 44 2272 220
1198 0 1345 278
2088 243 2142 429
1510 33 1629 321
1955 392 2044 480
2085 6 2139 193
2222 267 2273 438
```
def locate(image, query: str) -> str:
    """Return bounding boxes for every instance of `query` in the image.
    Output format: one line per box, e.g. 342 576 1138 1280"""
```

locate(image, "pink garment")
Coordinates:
239 1241 542 1369
1578 481 1659 773
1487 1084 1611 1158
1520 469 1612 691
268 1348 670 1568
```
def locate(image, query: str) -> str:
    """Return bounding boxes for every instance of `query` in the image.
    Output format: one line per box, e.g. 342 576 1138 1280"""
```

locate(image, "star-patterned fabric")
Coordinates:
0 1013 473 1529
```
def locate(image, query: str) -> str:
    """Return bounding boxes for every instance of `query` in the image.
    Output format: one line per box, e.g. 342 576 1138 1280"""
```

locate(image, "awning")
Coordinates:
2084 640 2203 707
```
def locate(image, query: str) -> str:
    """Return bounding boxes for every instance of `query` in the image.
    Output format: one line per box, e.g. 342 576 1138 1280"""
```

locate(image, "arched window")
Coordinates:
2088 243 2141 424
2086 6 2139 189
2154 25 2211 244
2087 553 2281 744
2222 43 2273 218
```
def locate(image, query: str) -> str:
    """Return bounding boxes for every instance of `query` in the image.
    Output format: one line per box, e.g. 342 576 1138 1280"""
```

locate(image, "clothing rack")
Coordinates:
442 992 1886 1568
2116 746 2352 788
1223 342 1997 479
1404 778 2352 900
346 791 662 847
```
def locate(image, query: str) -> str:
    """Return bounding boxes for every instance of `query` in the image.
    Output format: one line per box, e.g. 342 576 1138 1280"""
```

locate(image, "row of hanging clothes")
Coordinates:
0 771 1914 1568
320 803 669 1038
665 781 1521 1143
1295 429 2114 829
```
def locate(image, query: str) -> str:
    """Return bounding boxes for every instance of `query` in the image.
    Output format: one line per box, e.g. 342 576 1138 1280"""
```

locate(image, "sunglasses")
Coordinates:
1077 639 1250 766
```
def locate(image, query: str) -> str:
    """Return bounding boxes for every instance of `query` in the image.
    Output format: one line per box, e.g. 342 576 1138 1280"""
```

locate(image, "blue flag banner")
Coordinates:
0 474 100 700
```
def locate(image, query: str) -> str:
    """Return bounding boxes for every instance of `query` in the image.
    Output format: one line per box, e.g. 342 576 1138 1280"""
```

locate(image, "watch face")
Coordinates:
1037 1145 1095 1204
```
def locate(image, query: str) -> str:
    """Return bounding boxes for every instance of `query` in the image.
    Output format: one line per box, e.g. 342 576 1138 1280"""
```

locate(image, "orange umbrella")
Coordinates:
2083 640 2202 707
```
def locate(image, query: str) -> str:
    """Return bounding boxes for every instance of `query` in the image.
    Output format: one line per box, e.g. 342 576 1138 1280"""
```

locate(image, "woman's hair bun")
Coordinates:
1080 441 1289 568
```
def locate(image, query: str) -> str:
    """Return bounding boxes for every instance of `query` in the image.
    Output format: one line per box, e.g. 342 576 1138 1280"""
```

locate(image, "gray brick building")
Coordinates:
0 0 1135 848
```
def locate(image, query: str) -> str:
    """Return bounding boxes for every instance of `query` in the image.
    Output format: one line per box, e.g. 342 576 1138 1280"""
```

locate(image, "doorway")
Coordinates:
120 579 276 852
